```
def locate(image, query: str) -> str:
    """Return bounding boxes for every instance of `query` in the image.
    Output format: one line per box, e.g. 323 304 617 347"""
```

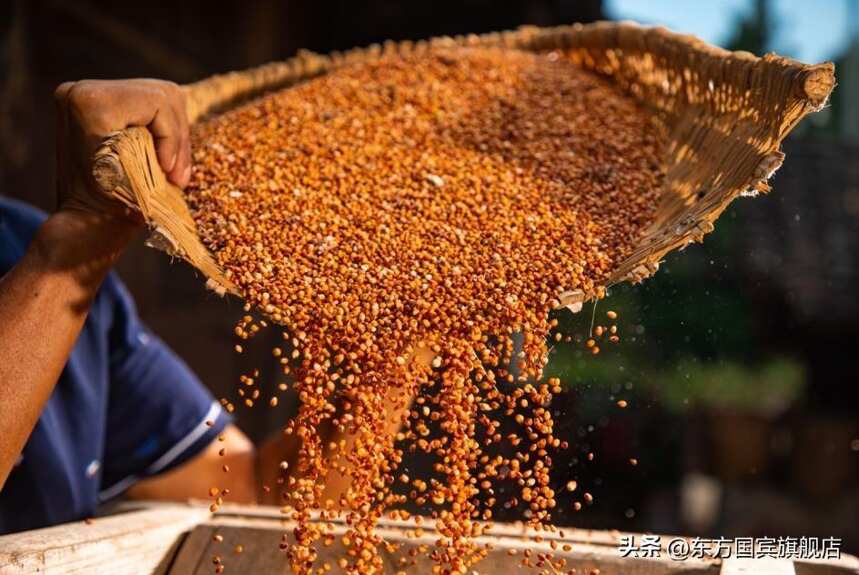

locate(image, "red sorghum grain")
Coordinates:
187 46 665 574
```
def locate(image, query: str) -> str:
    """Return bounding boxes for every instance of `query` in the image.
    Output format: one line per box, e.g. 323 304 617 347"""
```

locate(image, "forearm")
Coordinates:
127 424 260 504
0 211 134 488
136 427 302 506
127 408 401 507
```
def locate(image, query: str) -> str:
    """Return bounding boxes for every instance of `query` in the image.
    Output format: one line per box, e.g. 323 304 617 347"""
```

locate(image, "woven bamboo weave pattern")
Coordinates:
92 22 835 306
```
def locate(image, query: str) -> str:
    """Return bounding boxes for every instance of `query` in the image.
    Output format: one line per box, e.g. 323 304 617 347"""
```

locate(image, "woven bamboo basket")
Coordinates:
92 21 835 308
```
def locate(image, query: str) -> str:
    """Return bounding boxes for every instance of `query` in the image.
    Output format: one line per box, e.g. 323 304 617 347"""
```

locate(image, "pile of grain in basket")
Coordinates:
188 46 665 574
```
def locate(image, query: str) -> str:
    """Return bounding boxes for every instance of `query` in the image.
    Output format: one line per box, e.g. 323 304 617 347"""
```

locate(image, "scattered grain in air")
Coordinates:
583 492 594 503
205 420 214 427
213 533 224 543
234 544 244 555
209 486 220 497
606 310 618 320
222 465 230 473
565 481 577 492
187 45 667 574
617 399 628 408
234 344 243 354
270 396 279 407
629 458 639 466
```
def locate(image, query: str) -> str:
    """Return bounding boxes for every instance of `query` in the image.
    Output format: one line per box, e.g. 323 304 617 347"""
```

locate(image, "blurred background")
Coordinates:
1 0 858 554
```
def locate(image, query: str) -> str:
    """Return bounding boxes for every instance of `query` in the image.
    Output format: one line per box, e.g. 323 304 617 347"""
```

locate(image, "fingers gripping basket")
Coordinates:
92 22 835 307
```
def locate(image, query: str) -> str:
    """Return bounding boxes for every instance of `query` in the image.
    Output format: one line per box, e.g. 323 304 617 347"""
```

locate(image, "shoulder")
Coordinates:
0 197 48 274
0 196 131 308
0 196 48 242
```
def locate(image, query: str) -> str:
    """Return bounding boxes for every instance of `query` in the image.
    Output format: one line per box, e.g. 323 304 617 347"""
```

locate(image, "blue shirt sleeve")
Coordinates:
97 274 232 500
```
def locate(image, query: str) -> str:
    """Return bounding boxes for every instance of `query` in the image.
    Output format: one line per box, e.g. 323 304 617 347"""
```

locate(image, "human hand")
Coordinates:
53 79 192 218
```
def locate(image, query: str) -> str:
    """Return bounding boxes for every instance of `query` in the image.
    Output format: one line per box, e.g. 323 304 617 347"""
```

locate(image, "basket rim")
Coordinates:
181 21 835 125
93 20 836 305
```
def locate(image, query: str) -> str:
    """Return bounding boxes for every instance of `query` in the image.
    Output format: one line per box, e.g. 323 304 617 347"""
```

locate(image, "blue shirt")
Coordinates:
0 197 231 534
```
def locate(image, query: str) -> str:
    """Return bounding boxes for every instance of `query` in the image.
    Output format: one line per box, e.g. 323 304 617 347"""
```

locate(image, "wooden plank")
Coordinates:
170 506 721 575
721 559 795 575
210 502 652 548
793 555 859 575
0 505 210 575
4 502 858 574
208 506 859 575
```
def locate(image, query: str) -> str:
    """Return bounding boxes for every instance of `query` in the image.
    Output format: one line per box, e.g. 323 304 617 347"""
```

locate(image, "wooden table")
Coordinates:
1 503 857 574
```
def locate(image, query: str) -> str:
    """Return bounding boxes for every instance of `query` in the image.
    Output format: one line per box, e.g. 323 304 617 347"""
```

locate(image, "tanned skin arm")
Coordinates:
0 78 286 503
0 80 191 488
